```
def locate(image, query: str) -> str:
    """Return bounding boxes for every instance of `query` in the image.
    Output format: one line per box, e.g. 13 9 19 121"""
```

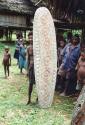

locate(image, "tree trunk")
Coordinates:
5 29 8 41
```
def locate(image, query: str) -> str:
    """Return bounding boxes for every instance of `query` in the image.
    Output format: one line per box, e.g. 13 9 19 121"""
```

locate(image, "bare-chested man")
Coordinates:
26 32 35 104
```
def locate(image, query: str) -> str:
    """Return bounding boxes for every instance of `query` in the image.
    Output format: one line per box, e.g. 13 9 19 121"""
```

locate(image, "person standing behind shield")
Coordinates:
26 32 35 104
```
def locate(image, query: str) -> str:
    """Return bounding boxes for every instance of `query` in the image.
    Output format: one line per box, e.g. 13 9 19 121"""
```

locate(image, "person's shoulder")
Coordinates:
8 52 11 56
77 43 80 48
28 45 33 49
27 46 30 50
63 43 71 49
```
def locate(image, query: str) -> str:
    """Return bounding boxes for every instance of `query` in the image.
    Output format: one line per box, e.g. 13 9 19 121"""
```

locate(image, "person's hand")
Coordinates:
59 64 64 70
26 72 29 77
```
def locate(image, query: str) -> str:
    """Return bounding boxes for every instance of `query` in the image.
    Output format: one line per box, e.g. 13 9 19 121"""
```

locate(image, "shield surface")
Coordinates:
33 7 57 108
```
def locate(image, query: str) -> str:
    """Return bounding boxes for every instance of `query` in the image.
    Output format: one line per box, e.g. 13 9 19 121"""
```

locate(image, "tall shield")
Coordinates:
33 7 57 108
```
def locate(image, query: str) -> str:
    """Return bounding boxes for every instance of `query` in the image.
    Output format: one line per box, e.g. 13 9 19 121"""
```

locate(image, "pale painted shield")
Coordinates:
33 7 57 108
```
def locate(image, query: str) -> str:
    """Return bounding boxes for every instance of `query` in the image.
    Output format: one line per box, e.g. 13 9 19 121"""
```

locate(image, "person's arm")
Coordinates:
2 53 4 65
76 57 81 70
26 47 30 76
9 54 11 66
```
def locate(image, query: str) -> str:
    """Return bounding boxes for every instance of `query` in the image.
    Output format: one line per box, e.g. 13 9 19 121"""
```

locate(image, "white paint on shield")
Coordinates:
33 7 57 108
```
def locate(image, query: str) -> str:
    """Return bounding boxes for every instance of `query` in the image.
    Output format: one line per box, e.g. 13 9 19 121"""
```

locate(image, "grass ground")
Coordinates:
0 43 75 125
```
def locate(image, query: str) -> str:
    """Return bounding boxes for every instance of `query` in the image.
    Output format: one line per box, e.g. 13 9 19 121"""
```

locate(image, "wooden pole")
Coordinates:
5 29 8 42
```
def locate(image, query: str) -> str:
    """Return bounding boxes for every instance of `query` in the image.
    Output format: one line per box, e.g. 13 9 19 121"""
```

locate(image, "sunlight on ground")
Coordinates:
0 43 75 125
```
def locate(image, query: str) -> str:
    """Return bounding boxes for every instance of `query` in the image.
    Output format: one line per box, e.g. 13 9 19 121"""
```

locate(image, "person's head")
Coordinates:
20 38 23 43
28 31 33 44
59 40 65 48
4 46 9 53
72 34 80 45
16 32 23 40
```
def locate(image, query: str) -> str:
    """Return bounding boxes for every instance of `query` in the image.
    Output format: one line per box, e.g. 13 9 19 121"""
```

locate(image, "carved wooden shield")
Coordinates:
33 7 57 108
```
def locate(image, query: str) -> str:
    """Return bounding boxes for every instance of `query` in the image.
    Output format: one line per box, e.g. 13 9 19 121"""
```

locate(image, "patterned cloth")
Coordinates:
19 46 26 69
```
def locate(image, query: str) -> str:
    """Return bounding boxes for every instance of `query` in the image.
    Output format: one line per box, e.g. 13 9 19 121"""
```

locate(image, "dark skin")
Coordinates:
77 52 85 85
27 49 38 105
27 55 34 104
3 49 11 77
26 34 38 105
26 34 34 104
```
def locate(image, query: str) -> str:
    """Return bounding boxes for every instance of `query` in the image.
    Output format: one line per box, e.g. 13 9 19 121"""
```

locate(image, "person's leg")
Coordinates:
20 68 22 73
27 67 35 105
65 70 77 96
55 75 61 91
4 65 6 77
27 83 33 105
60 72 69 96
17 59 19 65
7 65 9 76
60 77 66 93
60 79 69 96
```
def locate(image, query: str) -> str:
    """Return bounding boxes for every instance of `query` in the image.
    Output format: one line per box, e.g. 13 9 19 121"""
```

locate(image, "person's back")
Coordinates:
77 45 85 85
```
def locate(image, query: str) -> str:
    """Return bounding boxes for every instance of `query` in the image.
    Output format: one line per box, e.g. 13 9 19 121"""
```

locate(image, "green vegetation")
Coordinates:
0 43 75 125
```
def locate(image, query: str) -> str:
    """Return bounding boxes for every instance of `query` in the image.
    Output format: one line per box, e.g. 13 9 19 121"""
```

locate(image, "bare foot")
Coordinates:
26 101 31 105
5 75 7 79
36 97 38 103
20 72 24 75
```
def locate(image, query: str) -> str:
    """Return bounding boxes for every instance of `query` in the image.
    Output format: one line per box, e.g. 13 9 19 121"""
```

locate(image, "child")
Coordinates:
57 40 65 67
2 46 11 78
76 43 85 90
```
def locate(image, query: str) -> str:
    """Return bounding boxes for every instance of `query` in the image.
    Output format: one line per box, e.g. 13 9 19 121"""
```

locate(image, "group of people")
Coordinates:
56 32 85 97
2 31 85 105
2 31 35 104
14 34 27 73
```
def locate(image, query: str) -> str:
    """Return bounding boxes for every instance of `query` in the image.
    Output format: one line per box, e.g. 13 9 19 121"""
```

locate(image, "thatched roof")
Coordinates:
52 0 85 21
50 0 85 29
30 0 46 6
55 0 85 14
0 0 36 15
